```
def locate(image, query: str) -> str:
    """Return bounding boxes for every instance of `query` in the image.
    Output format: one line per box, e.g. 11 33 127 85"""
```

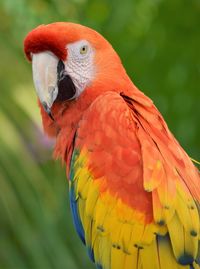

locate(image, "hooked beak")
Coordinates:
32 51 77 120
32 52 59 120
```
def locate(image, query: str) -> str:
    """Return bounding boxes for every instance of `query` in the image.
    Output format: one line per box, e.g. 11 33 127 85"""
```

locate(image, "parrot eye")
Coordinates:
80 45 88 55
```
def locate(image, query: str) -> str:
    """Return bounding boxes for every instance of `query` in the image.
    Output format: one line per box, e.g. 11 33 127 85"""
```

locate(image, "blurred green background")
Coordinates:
0 0 199 268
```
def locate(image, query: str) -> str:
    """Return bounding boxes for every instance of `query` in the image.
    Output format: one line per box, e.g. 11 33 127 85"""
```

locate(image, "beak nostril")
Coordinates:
57 60 65 75
57 60 66 82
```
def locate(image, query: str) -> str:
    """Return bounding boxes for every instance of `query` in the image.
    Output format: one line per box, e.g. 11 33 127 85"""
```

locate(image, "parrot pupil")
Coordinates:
56 60 76 101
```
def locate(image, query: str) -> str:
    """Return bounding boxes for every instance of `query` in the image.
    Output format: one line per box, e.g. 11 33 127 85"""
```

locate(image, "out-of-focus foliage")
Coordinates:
0 0 199 268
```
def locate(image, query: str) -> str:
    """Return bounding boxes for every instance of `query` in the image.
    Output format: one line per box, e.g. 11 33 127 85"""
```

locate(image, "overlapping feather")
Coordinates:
68 91 200 269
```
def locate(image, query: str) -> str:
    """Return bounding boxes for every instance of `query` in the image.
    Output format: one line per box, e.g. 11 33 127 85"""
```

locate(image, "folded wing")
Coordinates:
67 91 200 269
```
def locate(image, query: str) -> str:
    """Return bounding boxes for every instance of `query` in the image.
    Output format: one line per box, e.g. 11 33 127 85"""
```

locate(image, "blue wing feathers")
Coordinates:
69 185 85 244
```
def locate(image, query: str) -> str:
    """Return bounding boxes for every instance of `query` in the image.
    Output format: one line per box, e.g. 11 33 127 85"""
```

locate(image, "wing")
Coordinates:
67 91 200 269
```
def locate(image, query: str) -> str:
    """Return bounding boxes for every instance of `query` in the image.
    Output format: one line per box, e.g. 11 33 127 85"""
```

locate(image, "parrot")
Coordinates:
24 22 200 269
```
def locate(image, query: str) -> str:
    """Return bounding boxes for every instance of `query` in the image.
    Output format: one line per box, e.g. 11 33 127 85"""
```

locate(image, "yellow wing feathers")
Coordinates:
70 149 200 269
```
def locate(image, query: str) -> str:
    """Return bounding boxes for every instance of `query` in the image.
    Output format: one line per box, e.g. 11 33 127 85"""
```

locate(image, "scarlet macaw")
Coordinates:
24 22 200 269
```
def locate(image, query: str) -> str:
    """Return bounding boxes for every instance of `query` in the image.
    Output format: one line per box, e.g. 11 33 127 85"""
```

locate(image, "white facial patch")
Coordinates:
64 40 95 97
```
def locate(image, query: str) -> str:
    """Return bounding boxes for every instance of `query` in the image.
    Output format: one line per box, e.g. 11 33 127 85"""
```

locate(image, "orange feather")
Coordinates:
24 22 200 269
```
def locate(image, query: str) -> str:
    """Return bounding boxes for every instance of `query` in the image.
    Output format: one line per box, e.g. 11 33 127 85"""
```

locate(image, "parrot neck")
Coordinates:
40 67 144 161
53 70 135 128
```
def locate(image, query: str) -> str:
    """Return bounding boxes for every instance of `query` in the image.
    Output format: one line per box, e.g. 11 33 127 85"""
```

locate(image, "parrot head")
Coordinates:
24 22 133 136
